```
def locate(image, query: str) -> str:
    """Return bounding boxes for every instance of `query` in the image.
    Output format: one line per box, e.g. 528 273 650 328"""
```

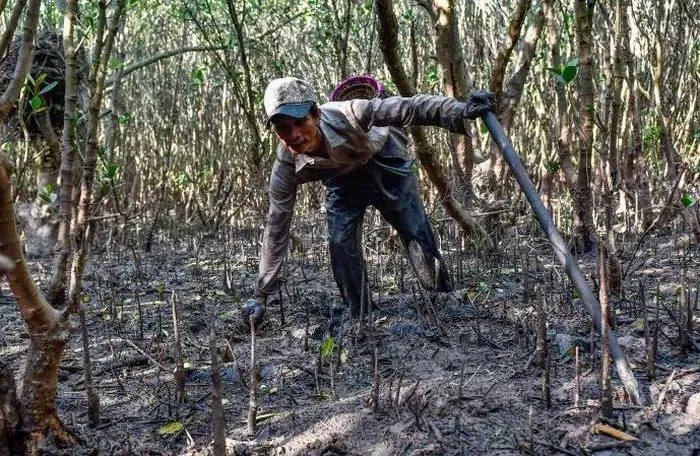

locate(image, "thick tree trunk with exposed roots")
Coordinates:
0 156 76 453
0 359 20 456
20 333 76 453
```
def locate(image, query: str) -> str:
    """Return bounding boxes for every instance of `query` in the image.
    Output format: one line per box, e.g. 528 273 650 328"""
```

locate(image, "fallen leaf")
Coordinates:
158 421 184 436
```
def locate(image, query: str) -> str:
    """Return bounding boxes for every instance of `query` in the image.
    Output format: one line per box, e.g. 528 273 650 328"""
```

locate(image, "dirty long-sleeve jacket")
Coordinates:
255 95 471 297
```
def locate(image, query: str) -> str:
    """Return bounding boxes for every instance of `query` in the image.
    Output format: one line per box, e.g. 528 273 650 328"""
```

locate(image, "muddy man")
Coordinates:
246 75 494 328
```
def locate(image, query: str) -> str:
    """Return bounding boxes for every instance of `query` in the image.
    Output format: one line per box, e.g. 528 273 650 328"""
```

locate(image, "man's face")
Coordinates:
271 112 323 156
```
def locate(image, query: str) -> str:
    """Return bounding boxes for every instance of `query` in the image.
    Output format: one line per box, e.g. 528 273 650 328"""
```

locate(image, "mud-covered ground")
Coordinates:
1 214 699 455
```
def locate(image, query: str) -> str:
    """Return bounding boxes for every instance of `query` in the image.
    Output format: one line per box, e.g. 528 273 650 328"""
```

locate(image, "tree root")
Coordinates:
23 413 82 455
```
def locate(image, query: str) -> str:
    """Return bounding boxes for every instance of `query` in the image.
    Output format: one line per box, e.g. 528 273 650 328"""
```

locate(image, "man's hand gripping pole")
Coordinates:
480 111 644 405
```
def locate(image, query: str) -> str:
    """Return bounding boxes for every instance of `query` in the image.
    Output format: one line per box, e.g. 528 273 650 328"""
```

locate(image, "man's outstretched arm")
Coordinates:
342 91 495 134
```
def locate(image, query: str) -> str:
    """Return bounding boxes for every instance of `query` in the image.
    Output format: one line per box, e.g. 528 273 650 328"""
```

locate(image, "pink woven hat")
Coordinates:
329 75 386 102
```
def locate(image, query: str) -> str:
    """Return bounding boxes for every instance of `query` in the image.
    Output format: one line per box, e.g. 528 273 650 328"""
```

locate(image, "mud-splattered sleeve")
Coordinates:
255 157 300 297
346 95 470 134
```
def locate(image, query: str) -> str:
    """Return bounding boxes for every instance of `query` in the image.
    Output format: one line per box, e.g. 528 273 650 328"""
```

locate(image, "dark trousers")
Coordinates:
325 165 452 317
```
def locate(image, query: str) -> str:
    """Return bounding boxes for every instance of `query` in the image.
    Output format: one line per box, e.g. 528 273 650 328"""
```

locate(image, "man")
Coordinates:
246 76 493 326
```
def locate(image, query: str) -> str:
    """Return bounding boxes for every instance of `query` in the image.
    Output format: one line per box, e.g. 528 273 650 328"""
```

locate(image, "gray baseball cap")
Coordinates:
263 77 316 123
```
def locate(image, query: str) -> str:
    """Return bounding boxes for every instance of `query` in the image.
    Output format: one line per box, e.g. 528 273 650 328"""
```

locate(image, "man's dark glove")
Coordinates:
242 297 266 327
464 90 496 120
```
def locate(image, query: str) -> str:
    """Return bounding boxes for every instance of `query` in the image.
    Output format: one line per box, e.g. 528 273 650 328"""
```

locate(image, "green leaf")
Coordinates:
681 193 697 209
425 65 440 87
562 65 578 83
38 81 58 96
34 73 47 87
158 421 183 435
549 72 566 84
693 131 700 140
117 113 131 125
81 293 91 304
480 122 489 134
566 57 579 68
643 124 661 144
105 163 118 179
38 184 56 205
319 336 335 358
109 58 124 70
191 67 205 85
401 9 415 22
29 96 43 111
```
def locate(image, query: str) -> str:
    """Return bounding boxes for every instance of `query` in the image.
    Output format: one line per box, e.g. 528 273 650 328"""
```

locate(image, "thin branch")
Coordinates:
0 0 27 59
0 0 40 120
107 45 227 84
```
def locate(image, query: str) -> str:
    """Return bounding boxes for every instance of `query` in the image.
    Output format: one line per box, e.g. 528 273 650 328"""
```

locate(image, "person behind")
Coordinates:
245 76 494 327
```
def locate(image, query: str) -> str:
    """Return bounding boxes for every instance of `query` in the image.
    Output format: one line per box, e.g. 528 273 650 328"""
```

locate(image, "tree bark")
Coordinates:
419 0 477 203
488 5 545 196
598 0 626 296
68 0 128 307
489 0 531 103
0 155 76 453
650 0 700 242
543 0 577 190
34 111 61 200
572 0 598 253
0 359 20 456
226 0 264 168
48 0 80 307
375 0 493 249
622 42 653 231
0 0 9 17
0 0 27 60
0 0 39 120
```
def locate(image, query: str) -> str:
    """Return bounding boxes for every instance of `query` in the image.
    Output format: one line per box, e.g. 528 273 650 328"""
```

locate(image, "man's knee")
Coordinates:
328 222 360 254
327 209 362 252
329 232 352 252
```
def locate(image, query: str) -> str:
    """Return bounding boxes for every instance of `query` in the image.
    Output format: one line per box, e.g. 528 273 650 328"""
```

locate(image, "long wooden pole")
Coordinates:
481 111 644 405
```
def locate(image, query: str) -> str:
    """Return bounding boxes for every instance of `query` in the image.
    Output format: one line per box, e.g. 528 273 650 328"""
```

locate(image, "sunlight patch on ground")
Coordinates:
247 409 373 455
668 414 700 437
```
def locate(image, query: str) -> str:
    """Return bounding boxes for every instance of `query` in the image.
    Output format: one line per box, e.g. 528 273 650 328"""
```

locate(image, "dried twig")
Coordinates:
209 330 225 456
118 337 168 371
593 423 639 441
641 281 655 380
247 315 258 435
171 292 186 403
574 346 581 408
599 245 613 417
652 369 676 420
371 345 380 414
